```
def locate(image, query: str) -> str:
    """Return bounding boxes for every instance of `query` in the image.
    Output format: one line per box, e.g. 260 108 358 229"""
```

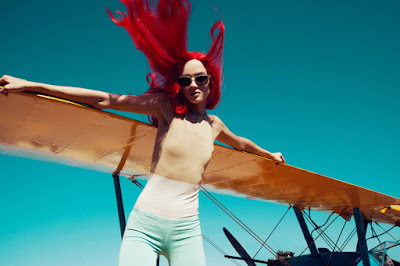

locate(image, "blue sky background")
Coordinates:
1 0 399 265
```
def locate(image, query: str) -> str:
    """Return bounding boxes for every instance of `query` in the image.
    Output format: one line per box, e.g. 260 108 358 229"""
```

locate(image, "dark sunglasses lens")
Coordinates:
195 75 208 85
178 77 191 86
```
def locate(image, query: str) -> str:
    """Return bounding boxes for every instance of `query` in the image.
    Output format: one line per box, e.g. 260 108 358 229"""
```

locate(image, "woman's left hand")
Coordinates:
271 152 285 165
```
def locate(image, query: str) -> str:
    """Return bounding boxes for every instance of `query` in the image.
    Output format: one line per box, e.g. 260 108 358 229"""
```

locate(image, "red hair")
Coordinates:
107 0 224 122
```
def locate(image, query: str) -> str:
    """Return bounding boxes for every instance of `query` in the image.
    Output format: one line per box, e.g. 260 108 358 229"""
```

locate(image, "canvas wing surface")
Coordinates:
1 92 399 226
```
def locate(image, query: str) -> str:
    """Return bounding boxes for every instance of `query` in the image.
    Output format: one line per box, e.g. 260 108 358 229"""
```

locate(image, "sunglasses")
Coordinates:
178 74 211 87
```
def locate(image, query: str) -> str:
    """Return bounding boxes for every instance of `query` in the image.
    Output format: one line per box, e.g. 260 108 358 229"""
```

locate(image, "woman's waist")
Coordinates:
145 173 200 193
151 163 204 184
134 173 200 219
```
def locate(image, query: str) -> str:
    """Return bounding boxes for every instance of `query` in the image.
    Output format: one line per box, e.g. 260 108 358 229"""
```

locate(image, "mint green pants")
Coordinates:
118 209 206 266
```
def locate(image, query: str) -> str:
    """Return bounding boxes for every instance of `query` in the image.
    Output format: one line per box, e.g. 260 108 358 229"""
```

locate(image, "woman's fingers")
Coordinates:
0 75 29 93
0 75 11 92
0 85 8 96
272 152 285 165
0 75 10 85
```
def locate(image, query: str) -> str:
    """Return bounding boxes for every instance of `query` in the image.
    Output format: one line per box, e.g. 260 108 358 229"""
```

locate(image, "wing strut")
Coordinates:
353 208 371 266
293 207 320 258
112 173 127 238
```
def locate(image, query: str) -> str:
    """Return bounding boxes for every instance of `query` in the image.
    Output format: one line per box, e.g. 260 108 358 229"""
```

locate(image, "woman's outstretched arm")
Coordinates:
0 75 166 115
212 115 285 165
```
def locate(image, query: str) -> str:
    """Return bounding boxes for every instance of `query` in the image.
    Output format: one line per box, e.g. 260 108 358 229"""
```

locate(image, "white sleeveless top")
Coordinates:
134 173 200 219
135 115 214 219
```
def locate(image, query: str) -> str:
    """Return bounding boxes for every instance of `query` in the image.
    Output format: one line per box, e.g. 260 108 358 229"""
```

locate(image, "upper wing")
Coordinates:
0 92 155 175
203 145 400 226
1 92 399 226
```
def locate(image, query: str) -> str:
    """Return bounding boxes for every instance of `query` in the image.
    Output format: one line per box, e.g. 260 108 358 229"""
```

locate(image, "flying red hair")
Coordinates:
107 0 224 121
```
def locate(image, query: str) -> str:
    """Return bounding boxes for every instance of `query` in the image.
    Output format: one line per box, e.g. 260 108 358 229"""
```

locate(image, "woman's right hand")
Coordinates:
0 75 35 96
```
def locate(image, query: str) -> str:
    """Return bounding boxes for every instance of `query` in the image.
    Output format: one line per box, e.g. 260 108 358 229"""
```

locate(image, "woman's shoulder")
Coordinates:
207 114 225 131
207 114 222 124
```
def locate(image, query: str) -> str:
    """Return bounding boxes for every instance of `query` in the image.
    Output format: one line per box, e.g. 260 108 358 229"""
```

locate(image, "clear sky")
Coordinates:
1 0 399 265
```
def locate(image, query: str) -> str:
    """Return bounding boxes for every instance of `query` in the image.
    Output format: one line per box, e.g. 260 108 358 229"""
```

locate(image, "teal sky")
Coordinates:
1 0 399 265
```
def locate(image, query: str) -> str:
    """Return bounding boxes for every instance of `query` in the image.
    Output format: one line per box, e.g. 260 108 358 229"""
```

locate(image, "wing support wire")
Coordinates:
375 223 399 242
202 234 242 266
305 209 346 252
293 207 320 258
291 207 361 266
325 218 350 265
368 223 396 243
199 185 290 265
340 227 357 250
302 208 358 266
252 206 292 260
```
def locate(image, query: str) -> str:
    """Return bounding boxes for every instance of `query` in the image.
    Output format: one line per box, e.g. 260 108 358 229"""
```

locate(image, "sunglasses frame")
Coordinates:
178 74 212 87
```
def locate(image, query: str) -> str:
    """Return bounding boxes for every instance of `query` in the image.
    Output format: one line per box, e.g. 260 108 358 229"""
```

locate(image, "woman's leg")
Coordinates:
166 217 206 266
118 209 164 266
167 234 206 266
118 230 159 266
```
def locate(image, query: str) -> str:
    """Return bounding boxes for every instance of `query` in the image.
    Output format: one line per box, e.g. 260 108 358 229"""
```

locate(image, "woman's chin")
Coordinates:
190 99 206 105
186 95 205 105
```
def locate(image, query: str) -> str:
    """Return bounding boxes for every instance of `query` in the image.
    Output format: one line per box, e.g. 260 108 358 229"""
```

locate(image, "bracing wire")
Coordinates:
118 173 145 189
369 223 382 245
303 207 351 253
303 211 337 251
289 213 341 266
202 235 242 266
252 206 292 259
310 212 335 238
294 206 358 266
325 218 348 265
373 223 397 242
327 219 358 266
199 186 277 256
199 185 291 265
333 218 347 252
304 211 336 250
340 227 357 250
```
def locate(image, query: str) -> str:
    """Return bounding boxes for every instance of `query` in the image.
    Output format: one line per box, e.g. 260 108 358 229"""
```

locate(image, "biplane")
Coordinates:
1 92 399 265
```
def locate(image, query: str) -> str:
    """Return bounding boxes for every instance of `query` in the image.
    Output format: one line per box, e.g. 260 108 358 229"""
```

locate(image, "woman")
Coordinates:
0 0 284 265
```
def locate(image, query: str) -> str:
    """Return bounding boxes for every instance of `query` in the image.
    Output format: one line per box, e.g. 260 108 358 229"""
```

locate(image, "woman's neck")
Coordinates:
190 102 207 115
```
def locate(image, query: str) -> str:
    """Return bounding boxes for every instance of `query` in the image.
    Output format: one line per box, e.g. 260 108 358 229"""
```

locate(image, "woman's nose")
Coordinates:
189 78 198 87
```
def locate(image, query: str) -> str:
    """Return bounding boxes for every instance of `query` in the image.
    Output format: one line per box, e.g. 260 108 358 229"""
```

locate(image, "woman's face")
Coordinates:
179 59 210 105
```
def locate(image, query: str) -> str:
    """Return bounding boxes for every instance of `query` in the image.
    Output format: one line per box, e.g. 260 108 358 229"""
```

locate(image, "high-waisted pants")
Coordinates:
118 209 206 266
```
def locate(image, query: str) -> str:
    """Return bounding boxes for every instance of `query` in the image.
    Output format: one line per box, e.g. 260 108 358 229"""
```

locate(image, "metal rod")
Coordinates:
224 255 269 264
113 173 126 239
293 207 320 258
353 208 370 266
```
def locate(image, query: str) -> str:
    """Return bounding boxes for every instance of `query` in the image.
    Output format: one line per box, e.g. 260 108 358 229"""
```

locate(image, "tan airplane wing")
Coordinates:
1 92 399 226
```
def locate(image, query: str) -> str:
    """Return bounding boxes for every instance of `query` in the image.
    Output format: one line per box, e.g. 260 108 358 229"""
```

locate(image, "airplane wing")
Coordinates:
1 92 399 226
